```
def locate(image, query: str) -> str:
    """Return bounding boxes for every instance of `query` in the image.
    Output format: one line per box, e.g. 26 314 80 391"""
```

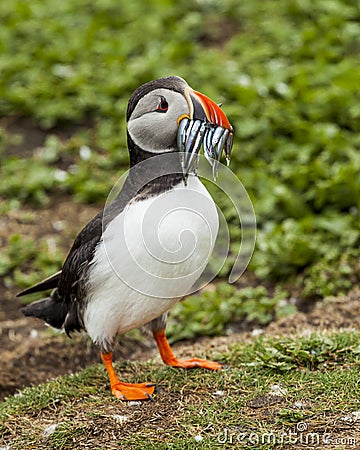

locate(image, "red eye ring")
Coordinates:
156 96 168 113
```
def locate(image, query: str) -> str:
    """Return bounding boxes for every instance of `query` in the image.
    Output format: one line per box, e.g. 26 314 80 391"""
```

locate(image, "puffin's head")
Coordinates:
126 76 233 176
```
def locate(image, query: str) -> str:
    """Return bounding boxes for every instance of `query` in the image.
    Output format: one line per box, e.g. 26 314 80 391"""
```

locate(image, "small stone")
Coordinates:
269 384 287 396
213 390 225 397
52 220 65 232
112 415 128 424
43 423 60 437
128 401 142 407
30 329 38 339
341 411 360 423
292 401 306 409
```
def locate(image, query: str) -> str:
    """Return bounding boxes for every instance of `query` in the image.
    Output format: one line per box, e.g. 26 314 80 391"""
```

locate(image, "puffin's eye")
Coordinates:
155 96 168 113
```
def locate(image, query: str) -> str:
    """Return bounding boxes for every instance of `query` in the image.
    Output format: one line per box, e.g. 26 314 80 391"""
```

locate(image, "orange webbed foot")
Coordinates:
153 330 223 371
165 357 223 370
111 382 156 401
101 352 156 401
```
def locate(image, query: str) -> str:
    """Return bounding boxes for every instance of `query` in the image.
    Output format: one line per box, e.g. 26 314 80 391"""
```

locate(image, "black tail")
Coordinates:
21 290 68 329
16 270 62 297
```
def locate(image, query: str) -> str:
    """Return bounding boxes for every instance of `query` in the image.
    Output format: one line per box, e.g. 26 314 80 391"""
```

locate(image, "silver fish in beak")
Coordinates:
178 87 234 179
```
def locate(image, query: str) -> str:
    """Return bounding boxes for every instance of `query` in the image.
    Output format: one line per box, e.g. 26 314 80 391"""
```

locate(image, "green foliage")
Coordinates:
0 0 359 309
167 283 293 341
301 249 360 298
0 157 60 205
1 234 64 292
253 331 360 371
0 234 36 277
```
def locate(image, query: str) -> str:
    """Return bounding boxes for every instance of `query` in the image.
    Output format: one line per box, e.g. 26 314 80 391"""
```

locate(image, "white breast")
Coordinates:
83 175 218 349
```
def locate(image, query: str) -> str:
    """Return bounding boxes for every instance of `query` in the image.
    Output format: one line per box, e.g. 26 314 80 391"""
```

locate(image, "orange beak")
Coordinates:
179 86 234 178
189 89 232 131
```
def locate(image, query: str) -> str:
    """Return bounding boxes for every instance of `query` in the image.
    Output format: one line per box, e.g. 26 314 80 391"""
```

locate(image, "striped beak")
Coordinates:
178 87 234 179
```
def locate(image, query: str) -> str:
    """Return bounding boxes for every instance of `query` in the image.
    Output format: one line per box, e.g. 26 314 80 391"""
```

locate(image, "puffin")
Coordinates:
18 76 234 401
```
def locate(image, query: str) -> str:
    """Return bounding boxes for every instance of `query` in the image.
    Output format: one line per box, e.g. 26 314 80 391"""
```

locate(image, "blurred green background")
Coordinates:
0 0 359 340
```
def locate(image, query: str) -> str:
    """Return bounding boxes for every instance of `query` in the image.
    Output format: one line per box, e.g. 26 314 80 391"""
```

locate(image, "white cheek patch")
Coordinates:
128 115 177 153
127 90 188 153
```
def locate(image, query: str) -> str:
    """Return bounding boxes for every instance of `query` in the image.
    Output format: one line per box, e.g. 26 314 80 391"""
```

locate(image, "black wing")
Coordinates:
57 209 104 297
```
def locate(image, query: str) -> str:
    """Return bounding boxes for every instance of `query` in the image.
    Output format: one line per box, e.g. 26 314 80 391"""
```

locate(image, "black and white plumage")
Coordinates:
19 76 234 401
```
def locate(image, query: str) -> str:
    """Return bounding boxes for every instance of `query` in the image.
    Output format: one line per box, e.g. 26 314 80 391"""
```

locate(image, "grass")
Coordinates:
167 283 294 342
1 330 359 449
